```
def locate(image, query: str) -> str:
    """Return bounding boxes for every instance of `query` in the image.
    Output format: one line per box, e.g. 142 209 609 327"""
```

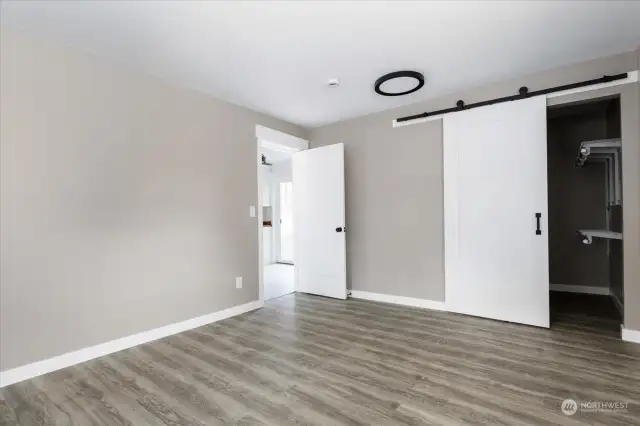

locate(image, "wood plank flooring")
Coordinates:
1 293 639 425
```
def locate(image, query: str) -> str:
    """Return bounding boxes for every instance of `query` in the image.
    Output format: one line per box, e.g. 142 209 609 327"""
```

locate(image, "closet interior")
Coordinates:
547 97 623 329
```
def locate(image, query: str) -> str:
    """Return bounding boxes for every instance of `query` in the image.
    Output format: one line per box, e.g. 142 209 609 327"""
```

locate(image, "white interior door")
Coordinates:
443 96 549 328
292 143 347 299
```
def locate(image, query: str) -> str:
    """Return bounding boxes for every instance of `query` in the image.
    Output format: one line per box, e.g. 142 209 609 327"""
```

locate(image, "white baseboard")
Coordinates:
0 300 263 388
611 293 624 315
621 327 640 344
350 290 446 311
550 284 610 295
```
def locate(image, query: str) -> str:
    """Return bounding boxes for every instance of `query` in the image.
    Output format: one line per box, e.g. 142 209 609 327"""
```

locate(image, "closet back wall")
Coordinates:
606 101 624 306
310 48 640 331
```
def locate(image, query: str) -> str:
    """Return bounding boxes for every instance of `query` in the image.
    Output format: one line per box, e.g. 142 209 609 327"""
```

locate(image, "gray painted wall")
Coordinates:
311 119 445 301
547 106 609 290
606 101 624 307
0 29 307 371
631 46 640 329
310 50 640 330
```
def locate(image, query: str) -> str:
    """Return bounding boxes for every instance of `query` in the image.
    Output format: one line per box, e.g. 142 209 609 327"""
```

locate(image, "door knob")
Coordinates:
336 227 343 233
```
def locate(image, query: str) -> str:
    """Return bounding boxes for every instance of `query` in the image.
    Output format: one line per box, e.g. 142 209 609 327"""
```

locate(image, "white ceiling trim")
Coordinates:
392 71 639 128
545 70 638 98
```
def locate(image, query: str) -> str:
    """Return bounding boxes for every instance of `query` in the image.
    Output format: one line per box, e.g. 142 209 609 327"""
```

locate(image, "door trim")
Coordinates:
275 181 294 264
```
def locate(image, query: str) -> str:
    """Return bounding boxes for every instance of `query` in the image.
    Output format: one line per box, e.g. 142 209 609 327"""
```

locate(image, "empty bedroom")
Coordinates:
1 1 640 425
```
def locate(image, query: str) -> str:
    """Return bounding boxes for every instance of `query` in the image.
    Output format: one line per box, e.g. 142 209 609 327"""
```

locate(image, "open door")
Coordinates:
443 96 550 328
292 143 347 299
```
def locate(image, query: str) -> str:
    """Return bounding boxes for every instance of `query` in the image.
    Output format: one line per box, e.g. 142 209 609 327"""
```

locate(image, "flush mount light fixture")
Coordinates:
374 70 424 96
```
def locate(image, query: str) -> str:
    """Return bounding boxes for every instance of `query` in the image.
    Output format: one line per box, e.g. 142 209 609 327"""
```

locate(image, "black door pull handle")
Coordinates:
535 213 542 235
336 227 343 233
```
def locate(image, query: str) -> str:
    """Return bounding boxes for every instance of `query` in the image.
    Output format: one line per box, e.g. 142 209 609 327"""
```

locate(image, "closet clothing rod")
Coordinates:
578 229 622 245
395 73 629 123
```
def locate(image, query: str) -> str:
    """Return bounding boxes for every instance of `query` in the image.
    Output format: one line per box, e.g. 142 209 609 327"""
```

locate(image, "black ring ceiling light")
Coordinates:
375 70 424 96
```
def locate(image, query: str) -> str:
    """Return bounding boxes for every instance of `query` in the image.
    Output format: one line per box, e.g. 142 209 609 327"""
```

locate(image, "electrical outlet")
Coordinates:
249 205 256 218
235 277 242 289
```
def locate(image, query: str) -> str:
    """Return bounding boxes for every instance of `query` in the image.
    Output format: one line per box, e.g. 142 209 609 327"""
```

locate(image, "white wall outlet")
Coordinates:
249 205 256 218
235 277 242 289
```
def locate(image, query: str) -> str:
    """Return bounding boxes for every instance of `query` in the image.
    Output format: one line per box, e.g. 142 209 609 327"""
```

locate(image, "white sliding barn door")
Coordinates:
443 96 549 328
292 143 347 299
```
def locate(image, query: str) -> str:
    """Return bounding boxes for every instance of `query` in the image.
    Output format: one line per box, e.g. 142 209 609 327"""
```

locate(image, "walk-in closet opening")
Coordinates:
547 96 623 333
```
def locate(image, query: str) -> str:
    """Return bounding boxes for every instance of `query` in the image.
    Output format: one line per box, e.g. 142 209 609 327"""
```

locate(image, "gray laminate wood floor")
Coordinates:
1 293 639 426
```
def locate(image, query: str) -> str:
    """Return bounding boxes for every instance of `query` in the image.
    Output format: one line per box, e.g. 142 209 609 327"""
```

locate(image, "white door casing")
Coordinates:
443 96 550 328
292 143 347 299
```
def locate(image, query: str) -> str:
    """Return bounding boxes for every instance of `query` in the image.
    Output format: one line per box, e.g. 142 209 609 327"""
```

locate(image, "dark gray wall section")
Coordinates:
548 84 639 331
547 107 609 289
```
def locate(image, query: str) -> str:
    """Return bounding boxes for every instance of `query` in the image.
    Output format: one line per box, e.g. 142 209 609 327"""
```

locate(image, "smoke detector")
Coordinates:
327 78 340 88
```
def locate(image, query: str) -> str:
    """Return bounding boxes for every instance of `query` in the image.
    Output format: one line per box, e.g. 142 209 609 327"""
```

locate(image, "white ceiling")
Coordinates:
1 1 639 128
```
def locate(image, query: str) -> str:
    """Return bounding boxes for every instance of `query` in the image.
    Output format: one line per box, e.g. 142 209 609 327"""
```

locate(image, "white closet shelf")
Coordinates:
577 229 622 245
575 138 621 167
575 138 622 206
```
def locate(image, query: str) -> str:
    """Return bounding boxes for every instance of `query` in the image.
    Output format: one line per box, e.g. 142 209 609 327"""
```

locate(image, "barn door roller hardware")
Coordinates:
395 73 629 123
